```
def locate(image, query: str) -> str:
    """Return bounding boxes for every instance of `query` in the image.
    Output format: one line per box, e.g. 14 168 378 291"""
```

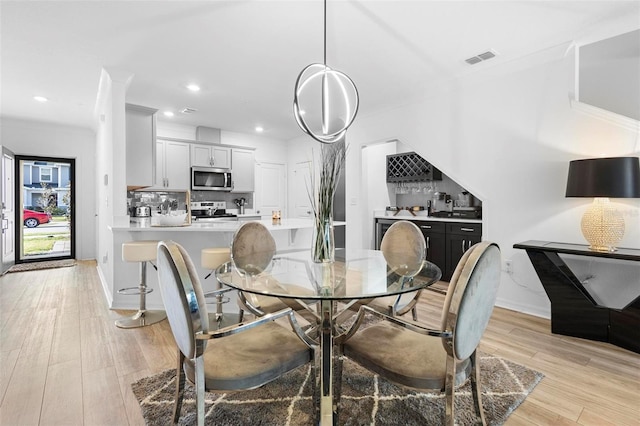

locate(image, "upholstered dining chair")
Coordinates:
230 221 290 320
156 240 314 426
353 220 427 320
230 221 319 323
341 241 501 426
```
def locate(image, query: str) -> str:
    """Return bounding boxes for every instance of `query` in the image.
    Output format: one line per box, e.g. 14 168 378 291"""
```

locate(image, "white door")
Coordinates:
292 161 313 218
1 147 15 273
255 162 286 219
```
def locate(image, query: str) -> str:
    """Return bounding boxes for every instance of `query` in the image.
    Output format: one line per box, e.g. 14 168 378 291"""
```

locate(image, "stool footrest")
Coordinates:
118 286 153 296
115 310 167 329
211 297 230 305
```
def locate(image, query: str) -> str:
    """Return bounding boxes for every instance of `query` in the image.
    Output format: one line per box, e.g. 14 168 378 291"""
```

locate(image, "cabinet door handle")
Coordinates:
461 240 466 252
420 225 432 229
460 227 475 232
426 236 430 249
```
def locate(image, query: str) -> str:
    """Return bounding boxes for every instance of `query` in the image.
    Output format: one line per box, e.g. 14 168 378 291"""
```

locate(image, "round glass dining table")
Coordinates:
216 248 442 425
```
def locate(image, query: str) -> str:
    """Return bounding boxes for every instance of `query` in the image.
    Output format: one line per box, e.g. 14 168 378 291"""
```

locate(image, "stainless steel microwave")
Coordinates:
191 167 233 191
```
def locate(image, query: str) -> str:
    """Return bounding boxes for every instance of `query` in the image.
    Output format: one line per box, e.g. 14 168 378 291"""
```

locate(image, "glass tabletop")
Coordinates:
216 248 442 301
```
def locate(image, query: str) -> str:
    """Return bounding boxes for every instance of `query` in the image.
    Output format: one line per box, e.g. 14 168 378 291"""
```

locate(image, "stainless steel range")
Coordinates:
190 201 238 221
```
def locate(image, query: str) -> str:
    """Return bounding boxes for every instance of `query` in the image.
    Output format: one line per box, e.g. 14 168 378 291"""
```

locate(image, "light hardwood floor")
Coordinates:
0 260 638 425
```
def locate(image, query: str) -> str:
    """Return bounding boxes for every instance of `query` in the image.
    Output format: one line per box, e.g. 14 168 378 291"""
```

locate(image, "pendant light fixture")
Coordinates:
293 0 359 144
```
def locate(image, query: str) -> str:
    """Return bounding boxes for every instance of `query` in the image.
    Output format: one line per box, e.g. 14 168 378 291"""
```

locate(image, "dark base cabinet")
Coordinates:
514 240 640 354
445 223 482 281
415 222 446 276
375 218 482 282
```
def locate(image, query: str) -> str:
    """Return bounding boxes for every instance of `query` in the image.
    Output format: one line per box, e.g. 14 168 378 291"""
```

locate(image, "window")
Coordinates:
40 167 52 182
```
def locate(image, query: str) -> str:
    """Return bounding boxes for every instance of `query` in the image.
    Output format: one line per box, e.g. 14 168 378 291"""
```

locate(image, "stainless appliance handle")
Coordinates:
224 173 228 188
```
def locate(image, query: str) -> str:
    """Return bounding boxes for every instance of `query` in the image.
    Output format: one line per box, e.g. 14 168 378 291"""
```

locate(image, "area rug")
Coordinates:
132 354 543 425
6 259 76 273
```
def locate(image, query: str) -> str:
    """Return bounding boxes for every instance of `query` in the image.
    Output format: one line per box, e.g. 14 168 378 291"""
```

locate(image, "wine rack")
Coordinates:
386 152 442 182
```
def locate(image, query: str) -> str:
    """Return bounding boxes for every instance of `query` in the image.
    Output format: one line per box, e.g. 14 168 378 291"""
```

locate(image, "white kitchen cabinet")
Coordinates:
231 148 255 192
190 143 230 169
155 139 191 190
125 104 157 188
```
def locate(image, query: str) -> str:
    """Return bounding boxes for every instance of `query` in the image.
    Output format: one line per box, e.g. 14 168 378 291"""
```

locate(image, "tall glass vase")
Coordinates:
312 214 335 263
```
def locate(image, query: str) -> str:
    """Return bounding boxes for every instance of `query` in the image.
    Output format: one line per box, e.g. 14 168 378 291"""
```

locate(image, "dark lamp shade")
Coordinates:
565 156 640 198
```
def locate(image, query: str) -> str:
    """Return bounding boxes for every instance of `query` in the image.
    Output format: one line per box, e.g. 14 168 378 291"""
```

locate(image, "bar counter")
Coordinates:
104 219 344 313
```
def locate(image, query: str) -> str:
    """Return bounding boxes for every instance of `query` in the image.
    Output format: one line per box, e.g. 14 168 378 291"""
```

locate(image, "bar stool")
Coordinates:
115 240 167 329
201 247 240 329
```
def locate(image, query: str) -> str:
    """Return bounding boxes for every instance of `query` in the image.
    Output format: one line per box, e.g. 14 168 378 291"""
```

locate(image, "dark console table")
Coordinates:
514 240 640 353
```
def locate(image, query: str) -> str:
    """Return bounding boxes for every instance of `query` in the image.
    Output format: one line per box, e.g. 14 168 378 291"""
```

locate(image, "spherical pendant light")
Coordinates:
293 0 359 144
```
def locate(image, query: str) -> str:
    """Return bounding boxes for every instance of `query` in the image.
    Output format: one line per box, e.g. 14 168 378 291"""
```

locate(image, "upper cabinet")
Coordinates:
155 139 191 190
190 143 231 169
125 104 157 189
231 148 255 192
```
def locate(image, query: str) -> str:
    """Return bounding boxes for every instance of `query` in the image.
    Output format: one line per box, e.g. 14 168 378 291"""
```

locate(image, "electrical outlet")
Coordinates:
504 259 512 274
103 253 108 263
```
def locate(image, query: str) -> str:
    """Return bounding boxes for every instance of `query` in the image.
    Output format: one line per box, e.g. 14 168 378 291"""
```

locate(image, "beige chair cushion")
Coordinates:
343 321 469 390
183 321 312 391
201 247 231 270
122 240 159 262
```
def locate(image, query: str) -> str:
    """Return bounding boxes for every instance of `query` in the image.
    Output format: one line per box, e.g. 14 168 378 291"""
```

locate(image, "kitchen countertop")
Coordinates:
110 218 346 232
373 213 482 224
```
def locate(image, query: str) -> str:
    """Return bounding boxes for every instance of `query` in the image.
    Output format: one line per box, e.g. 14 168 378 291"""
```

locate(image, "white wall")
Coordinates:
0 117 97 260
344 42 639 318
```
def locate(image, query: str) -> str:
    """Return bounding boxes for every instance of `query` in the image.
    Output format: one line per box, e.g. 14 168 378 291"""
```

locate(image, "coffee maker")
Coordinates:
430 192 452 217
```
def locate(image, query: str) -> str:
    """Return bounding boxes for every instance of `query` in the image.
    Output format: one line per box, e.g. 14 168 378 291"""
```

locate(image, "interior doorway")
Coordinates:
14 155 75 262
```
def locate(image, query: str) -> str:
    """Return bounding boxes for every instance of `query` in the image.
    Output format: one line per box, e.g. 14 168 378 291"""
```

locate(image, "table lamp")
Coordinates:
565 156 640 252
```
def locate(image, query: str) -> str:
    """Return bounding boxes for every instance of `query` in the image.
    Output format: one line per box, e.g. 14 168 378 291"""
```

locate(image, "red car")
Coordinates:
23 209 52 228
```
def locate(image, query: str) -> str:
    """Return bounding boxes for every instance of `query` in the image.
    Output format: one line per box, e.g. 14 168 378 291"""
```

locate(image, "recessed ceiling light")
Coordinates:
164 111 175 117
186 84 201 92
255 126 264 133
33 96 48 102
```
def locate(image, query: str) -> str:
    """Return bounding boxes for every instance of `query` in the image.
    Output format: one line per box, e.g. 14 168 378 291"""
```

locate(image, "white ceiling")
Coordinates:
1 1 638 141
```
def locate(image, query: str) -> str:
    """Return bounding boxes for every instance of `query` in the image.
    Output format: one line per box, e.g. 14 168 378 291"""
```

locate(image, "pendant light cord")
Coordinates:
323 0 327 66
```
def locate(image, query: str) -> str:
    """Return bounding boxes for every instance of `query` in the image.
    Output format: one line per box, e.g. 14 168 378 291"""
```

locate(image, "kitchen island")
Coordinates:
104 219 344 313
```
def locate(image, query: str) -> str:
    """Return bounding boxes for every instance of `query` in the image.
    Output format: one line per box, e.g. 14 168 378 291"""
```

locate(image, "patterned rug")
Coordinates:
132 354 543 425
6 259 76 273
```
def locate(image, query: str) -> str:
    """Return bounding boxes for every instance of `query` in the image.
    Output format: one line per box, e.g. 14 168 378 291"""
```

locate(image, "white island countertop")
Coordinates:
110 218 345 232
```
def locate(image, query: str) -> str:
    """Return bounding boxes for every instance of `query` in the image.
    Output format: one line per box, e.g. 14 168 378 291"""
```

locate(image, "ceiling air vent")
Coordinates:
465 49 498 65
180 107 198 114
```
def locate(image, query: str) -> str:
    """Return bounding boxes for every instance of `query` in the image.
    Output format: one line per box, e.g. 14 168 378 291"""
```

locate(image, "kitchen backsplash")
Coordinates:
127 189 253 214
392 176 480 208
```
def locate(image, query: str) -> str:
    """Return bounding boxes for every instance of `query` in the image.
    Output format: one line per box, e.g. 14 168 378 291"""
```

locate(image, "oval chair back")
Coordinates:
442 241 501 361
157 241 210 360
231 222 276 276
380 220 426 277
